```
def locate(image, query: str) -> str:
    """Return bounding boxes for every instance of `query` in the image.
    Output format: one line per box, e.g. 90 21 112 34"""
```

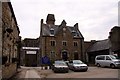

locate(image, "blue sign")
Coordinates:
41 56 50 64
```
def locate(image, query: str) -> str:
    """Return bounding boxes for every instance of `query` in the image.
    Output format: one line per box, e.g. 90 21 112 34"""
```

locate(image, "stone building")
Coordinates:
1 2 20 79
39 14 84 63
21 38 40 66
85 39 112 64
84 26 120 64
109 26 120 57
84 40 96 63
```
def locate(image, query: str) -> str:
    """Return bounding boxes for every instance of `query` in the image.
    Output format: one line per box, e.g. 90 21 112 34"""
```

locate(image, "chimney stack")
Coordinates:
46 14 55 25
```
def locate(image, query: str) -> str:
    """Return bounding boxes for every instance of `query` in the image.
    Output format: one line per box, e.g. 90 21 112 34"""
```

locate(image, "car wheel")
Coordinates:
96 63 101 67
73 67 76 72
54 70 57 73
84 69 88 72
110 64 115 69
66 71 69 73
53 69 56 73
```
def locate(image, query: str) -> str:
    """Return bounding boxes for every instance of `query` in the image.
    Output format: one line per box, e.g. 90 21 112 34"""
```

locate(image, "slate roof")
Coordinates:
87 39 111 52
41 23 84 39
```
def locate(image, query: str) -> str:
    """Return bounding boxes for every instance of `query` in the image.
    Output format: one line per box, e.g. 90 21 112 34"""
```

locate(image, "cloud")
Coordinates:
11 0 119 40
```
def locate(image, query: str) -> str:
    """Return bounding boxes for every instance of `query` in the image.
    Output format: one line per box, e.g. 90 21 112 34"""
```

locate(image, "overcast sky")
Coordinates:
11 0 119 41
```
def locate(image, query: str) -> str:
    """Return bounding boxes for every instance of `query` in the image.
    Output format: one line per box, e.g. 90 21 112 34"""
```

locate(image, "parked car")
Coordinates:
68 60 88 72
95 55 120 68
65 61 69 65
52 60 69 73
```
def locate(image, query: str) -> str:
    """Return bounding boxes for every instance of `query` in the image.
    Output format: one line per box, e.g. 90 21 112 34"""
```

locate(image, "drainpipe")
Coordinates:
45 37 47 56
80 39 83 61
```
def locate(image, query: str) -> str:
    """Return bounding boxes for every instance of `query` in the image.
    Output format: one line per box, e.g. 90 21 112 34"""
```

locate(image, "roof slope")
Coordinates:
41 23 84 39
87 39 111 52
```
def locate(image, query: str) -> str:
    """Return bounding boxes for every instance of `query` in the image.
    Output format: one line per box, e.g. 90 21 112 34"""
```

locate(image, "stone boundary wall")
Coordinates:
2 63 17 79
0 1 2 80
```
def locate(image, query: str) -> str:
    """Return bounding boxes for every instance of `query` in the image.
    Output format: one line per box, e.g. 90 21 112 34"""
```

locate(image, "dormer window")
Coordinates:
72 30 77 37
50 28 54 36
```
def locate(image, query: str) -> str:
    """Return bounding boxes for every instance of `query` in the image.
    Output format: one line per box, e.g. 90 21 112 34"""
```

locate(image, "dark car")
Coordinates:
52 60 69 73
68 60 88 72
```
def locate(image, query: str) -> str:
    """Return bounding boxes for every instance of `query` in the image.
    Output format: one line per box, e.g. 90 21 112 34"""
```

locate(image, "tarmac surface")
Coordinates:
10 66 119 80
25 69 41 78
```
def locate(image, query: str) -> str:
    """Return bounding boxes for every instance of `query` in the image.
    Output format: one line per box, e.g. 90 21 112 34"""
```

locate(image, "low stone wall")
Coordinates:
2 63 17 79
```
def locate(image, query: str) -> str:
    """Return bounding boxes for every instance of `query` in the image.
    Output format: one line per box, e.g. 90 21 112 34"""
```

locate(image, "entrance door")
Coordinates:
62 51 68 61
25 54 37 67
74 52 79 60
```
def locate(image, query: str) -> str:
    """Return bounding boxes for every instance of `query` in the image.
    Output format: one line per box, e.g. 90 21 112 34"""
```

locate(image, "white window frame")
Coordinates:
73 41 78 47
62 41 67 46
50 40 56 46
50 51 55 60
50 28 54 36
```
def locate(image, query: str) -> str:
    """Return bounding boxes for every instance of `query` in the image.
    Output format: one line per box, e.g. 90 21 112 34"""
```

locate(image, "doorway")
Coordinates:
25 54 37 67
62 51 68 61
74 52 79 60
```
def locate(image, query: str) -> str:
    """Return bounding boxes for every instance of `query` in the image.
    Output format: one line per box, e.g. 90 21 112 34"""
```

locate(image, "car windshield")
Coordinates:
73 60 83 64
116 56 120 59
55 61 66 65
110 55 117 59
112 55 120 59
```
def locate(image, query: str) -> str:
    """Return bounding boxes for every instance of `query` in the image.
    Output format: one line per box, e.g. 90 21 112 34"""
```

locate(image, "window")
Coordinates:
62 41 67 46
50 51 55 60
50 28 54 36
74 41 78 46
72 30 78 37
110 55 117 59
96 56 105 60
72 32 76 36
50 40 55 46
106 56 111 60
69 60 73 63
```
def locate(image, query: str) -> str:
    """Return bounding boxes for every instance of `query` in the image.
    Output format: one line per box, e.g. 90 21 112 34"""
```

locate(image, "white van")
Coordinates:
95 55 120 68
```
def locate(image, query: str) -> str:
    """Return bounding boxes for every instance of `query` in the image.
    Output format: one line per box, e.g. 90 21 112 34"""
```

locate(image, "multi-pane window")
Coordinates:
72 30 78 37
74 41 78 46
62 41 67 46
50 51 55 60
72 32 76 36
50 40 56 46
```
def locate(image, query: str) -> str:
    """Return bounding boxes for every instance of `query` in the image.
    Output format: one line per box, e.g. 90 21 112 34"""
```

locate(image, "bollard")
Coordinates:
43 67 45 70
45 66 47 70
47 66 49 69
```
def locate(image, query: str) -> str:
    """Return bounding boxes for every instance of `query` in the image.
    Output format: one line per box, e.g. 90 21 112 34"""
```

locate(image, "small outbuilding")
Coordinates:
86 39 112 64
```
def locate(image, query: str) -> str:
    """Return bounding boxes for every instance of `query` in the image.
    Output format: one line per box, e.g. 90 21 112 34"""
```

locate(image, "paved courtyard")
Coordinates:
10 66 119 79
